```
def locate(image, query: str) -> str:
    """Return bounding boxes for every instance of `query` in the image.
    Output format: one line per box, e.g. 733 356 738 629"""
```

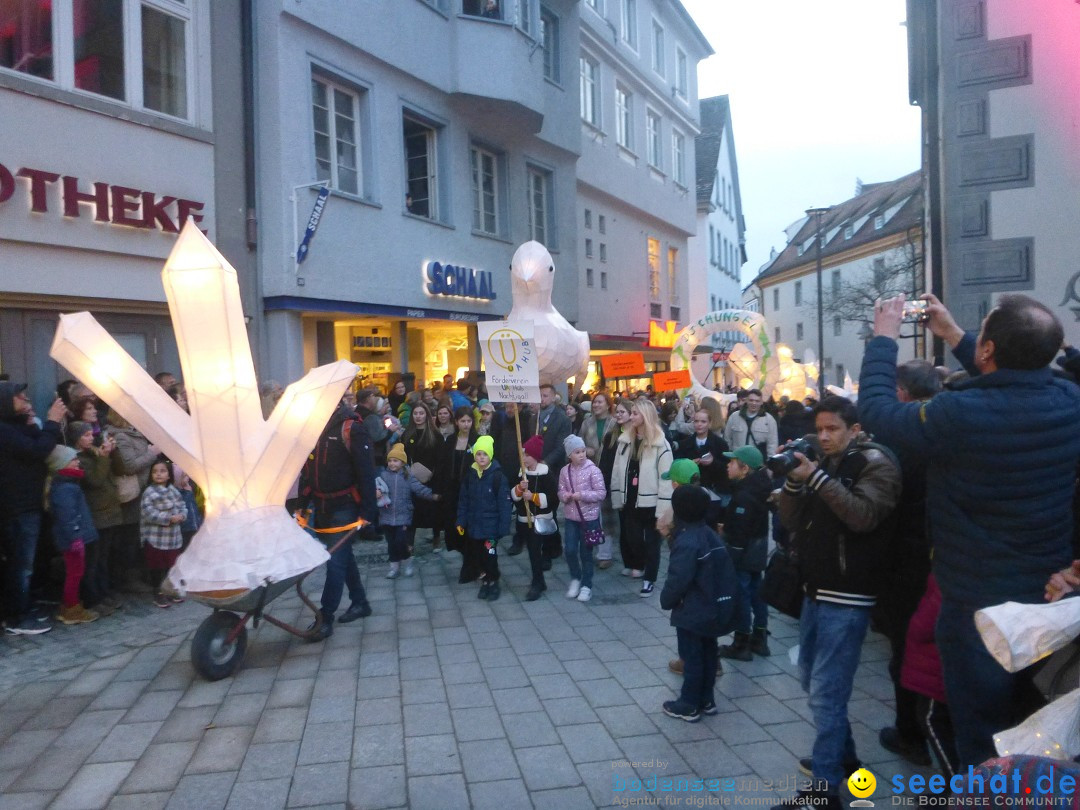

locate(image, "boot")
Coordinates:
56 603 100 625
718 631 753 662
486 581 500 601
507 538 524 556
750 627 771 657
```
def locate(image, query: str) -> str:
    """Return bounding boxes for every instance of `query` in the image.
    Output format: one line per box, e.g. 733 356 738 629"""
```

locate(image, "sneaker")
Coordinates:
879 726 932 766
57 604 99 625
662 700 701 723
306 618 333 642
577 586 592 602
631 569 644 579
386 563 400 579
621 568 632 577
566 579 581 599
486 582 501 601
700 700 719 716
4 617 52 636
169 595 185 604
153 593 171 609
639 581 654 597
339 601 372 623
101 594 124 610
797 757 861 778
403 561 415 577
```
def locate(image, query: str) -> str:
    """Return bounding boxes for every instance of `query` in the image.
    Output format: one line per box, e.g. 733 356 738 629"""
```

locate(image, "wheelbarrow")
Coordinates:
183 516 361 681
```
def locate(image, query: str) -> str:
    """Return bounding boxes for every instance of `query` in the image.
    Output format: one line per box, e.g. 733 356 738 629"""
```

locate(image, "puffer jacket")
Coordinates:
377 466 436 527
660 520 739 637
78 449 123 528
900 573 946 703
859 334 1080 608
49 471 99 551
558 459 607 522
456 459 512 539
609 432 673 517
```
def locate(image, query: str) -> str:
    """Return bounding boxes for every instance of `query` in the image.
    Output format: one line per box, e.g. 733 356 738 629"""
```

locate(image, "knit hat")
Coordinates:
0 381 27 419
472 435 495 458
387 443 408 464
66 421 92 447
661 458 700 485
671 484 710 524
723 446 764 469
47 445 78 473
563 434 586 455
522 435 544 461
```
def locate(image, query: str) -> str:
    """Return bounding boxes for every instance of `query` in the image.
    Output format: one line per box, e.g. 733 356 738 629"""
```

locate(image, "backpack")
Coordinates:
303 415 363 503
706 529 740 636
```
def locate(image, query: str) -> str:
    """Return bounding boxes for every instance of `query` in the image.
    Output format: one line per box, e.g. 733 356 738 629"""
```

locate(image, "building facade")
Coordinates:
747 171 924 391
0 0 237 408
573 0 712 387
907 0 1080 346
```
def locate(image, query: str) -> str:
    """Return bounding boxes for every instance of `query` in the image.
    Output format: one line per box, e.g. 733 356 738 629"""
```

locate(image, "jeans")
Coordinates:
798 597 871 790
3 510 42 621
677 627 718 709
733 570 767 634
563 519 596 588
384 525 413 562
317 506 367 622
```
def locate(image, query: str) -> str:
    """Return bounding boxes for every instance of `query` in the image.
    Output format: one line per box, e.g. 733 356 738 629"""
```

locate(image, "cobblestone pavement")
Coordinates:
0 538 933 809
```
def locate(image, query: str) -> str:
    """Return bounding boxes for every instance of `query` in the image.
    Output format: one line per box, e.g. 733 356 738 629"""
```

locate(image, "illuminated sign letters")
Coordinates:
425 261 496 301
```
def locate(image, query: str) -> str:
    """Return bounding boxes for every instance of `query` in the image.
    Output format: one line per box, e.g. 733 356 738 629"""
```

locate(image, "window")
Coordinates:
773 288 779 310
647 237 660 299
831 269 841 296
615 85 632 149
874 214 885 230
540 7 559 82
404 115 438 219
579 55 599 126
651 20 664 77
796 323 804 341
836 364 846 383
313 77 360 195
668 247 677 302
584 209 592 229
650 303 662 319
470 145 499 234
670 306 680 321
463 0 502 18
646 110 661 169
711 295 716 311
585 238 593 258
601 271 608 289
794 281 802 306
833 316 842 337
516 0 532 34
586 267 594 287
775 326 781 343
708 225 716 264
671 130 685 185
675 47 687 99
526 166 550 245
599 243 607 262
844 223 854 240
1 0 193 119
620 0 636 46
598 214 606 234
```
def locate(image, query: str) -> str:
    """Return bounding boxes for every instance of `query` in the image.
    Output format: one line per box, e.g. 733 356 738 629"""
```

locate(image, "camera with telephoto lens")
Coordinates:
767 437 816 476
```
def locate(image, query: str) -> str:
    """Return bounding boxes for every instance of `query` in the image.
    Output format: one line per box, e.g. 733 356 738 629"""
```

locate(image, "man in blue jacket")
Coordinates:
859 293 1080 769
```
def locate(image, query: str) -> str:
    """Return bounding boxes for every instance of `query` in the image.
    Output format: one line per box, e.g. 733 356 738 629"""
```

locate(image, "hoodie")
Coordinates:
0 382 62 517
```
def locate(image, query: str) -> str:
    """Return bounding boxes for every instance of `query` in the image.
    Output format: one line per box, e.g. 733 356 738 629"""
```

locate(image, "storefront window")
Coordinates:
1 1 54 79
73 0 125 100
142 4 187 117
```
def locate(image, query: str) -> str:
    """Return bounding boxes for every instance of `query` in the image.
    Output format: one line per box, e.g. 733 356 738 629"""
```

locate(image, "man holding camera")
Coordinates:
774 396 902 809
859 293 1080 769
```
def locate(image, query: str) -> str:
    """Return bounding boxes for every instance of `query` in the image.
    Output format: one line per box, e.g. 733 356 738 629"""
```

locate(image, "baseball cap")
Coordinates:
723 446 764 469
661 458 699 485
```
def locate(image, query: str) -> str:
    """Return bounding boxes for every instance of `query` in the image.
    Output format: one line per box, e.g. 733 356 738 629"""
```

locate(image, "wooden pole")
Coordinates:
513 407 533 527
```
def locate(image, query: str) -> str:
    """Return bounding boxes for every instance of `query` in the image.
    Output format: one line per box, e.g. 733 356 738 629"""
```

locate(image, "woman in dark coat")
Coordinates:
400 402 443 550
437 406 478 563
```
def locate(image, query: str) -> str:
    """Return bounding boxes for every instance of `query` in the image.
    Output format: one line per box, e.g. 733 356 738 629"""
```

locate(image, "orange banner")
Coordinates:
652 369 692 390
600 352 647 378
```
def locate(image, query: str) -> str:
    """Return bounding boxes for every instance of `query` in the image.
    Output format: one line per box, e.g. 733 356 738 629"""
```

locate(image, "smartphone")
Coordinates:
700 452 712 462
902 300 930 323
383 416 394 428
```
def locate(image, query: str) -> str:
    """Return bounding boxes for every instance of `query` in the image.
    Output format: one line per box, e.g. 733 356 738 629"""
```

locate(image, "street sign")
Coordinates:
652 369 692 390
600 352 646 378
477 320 540 403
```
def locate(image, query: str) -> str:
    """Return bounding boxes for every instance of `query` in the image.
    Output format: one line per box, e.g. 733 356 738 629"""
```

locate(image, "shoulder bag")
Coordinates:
568 467 604 546
760 543 803 619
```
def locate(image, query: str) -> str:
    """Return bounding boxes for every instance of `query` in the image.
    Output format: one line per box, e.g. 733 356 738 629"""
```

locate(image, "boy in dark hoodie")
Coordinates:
660 485 739 722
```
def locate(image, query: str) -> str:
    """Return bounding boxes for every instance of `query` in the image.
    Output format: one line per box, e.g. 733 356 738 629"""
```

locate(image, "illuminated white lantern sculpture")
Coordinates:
508 241 590 387
670 309 780 401
775 344 809 402
50 221 357 595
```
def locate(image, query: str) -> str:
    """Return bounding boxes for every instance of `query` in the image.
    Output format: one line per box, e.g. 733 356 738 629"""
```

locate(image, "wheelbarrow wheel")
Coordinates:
191 611 247 681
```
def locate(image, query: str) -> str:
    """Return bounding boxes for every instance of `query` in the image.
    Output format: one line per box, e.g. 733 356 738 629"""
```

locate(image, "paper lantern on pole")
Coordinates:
51 220 357 594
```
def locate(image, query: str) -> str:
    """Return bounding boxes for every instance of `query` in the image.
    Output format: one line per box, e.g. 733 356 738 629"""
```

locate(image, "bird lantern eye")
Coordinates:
548 265 554 273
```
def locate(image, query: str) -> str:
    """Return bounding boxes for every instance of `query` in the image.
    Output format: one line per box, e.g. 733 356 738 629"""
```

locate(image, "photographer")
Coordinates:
773 396 901 809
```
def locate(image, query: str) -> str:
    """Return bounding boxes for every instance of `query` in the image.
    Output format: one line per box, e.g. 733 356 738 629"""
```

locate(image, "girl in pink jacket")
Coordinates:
558 435 606 603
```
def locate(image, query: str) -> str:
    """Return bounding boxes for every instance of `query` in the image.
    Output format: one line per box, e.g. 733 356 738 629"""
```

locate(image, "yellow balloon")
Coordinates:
847 768 877 798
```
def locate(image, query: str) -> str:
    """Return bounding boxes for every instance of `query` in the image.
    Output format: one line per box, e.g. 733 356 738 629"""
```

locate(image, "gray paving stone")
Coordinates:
483 663 531 688
213 692 267 726
517 652 565 675
617 734 692 777
609 659 665 690
224 776 290 810
577 677 634 709
306 694 354 724
354 674 399 699
59 668 121 697
227 666 277 696
398 636 436 658
267 677 315 708
354 696 401 726
557 722 623 763
595 704 660 739
53 709 125 750
492 686 543 715
577 757 639 807
275 655 320 681
51 761 135 810
106 792 170 810
186 725 255 773
0 790 57 809
542 696 599 726
7 741 98 792
122 689 184 723
154 704 217 743
166 770 236 810
531 673 583 700
433 627 471 646
441 661 484 685
715 709 776 745
401 677 446 705
357 652 399 678
297 719 353 765
119 741 198 793
320 646 361 671
353 722 404 767
311 667 358 699
516 743 582 791
446 683 494 709
736 693 802 726
467 777 532 810
547 641 595 662
530 786 596 809
287 761 348 807
89 720 166 763
403 701 453 737
459 737 520 782
348 764 406 810
89 681 147 711
450 706 505 741
252 706 308 742
405 733 461 776
676 738 754 779
175 678 230 708
408 772 470 810
236 741 300 783
0 729 60 771
503 710 562 750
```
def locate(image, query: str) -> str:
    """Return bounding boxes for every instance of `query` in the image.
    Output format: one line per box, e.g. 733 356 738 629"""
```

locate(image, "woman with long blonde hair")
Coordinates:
609 399 673 597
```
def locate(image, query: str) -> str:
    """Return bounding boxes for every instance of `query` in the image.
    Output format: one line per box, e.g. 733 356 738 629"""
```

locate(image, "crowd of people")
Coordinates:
4 291 1080 805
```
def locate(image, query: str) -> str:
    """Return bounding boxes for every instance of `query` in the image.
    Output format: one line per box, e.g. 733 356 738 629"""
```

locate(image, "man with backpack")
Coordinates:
300 394 378 641
773 395 902 810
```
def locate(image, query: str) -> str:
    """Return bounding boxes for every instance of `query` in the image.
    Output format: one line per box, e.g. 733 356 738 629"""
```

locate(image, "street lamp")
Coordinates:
805 207 830 393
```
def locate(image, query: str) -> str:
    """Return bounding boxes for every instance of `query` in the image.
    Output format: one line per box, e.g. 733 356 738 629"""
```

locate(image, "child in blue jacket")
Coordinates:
455 435 512 601
378 443 440 579
47 446 100 625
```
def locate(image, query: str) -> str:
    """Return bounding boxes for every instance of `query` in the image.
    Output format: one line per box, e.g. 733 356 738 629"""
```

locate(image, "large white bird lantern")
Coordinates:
507 241 590 387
